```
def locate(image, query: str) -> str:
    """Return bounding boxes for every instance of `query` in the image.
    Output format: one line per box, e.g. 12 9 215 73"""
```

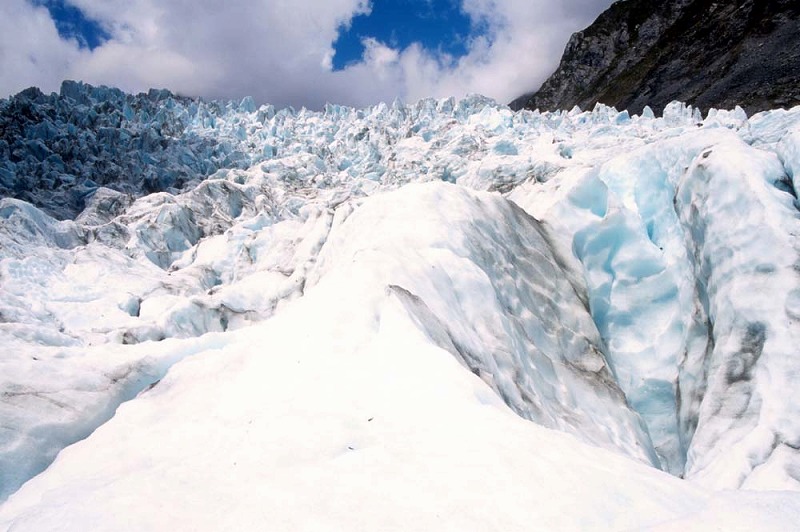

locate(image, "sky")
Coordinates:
1 0 615 109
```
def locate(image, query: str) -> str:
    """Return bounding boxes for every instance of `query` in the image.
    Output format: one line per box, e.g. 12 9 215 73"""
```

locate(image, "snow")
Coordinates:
0 186 796 529
0 299 707 531
2 84 800 528
306 184 656 464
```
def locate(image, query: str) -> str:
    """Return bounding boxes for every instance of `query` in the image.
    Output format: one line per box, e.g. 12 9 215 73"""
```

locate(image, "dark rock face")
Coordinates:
512 0 800 115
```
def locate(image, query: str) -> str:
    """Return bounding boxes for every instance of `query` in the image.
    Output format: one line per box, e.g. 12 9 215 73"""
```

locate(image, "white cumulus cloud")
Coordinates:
0 0 613 108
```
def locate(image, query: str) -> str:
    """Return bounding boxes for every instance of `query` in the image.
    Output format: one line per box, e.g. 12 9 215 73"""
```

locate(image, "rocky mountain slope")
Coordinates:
512 0 800 115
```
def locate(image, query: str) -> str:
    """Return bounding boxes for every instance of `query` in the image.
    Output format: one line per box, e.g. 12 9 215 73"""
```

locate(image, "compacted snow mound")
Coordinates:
306 183 657 464
3 88 800 527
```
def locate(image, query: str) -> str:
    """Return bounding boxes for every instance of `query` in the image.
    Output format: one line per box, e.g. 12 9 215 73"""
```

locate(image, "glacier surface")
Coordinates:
2 83 800 529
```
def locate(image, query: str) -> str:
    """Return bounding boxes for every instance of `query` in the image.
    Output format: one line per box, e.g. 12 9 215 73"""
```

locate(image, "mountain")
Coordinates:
512 0 800 115
1 82 800 529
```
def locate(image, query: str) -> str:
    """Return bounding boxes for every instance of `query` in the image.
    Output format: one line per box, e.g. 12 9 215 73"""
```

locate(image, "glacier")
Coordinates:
1 82 800 529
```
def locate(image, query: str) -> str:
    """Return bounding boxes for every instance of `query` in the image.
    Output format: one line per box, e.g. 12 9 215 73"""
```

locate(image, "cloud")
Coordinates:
393 0 614 103
0 0 613 108
0 1 84 95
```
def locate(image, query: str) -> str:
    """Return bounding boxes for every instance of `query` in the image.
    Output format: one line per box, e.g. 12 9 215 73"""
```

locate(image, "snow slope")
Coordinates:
2 84 800 528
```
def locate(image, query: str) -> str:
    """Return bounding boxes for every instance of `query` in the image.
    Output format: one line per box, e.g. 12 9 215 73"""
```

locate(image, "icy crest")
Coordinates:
2 84 800 528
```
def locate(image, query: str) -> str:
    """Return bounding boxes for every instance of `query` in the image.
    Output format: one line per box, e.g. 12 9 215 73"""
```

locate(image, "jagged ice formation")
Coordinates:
1 82 800 529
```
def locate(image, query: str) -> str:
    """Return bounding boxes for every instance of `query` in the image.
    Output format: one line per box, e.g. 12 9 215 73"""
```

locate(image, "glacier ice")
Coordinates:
777 127 800 198
2 82 800 527
676 140 800 489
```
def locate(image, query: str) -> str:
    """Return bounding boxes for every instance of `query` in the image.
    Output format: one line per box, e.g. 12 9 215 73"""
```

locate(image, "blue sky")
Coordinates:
35 0 108 50
331 0 484 70
40 0 485 68
3 0 613 108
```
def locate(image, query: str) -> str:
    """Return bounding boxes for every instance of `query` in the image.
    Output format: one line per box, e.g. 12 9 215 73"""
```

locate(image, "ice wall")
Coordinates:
509 103 800 484
676 140 800 489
